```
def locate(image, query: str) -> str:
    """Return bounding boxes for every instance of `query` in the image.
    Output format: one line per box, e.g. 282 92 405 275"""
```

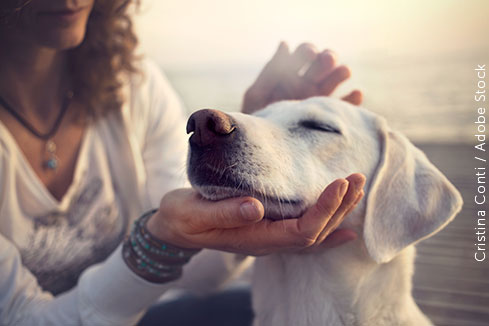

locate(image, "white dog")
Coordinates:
184 97 463 326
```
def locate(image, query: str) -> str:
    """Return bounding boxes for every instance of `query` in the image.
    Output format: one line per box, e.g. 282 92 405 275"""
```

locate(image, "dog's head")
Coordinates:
186 97 462 263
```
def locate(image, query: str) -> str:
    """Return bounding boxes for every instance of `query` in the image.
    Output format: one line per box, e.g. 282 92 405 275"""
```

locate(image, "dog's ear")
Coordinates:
363 119 463 263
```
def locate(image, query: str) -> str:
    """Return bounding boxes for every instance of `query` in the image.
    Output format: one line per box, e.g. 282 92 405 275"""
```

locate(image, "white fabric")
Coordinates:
0 59 231 325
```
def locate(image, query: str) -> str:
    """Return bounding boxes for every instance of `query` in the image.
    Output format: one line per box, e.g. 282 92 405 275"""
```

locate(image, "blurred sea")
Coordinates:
162 51 488 143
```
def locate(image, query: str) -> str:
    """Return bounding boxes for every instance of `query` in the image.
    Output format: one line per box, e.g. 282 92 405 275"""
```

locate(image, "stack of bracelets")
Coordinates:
122 209 201 283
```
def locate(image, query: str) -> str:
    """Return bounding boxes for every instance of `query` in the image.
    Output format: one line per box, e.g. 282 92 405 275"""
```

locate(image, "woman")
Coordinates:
0 0 365 325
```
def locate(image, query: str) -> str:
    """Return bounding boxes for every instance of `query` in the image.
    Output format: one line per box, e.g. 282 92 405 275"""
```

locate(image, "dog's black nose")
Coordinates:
187 109 236 147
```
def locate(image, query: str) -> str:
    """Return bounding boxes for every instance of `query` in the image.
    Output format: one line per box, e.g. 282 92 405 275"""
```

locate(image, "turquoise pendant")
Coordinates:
44 140 59 171
45 158 58 170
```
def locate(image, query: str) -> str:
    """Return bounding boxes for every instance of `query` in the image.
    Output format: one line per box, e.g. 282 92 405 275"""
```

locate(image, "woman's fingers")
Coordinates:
195 179 350 253
342 89 363 105
242 42 290 114
318 65 351 96
263 174 364 250
292 174 365 253
156 189 264 235
243 42 362 114
253 41 289 91
313 174 365 242
313 192 364 250
152 172 365 255
301 228 358 253
269 43 319 102
303 50 336 83
185 195 265 232
254 175 365 253
343 189 364 217
289 43 318 74
293 178 350 242
317 228 358 249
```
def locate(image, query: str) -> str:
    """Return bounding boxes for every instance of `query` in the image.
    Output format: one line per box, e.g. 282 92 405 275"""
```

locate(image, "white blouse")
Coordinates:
0 59 231 325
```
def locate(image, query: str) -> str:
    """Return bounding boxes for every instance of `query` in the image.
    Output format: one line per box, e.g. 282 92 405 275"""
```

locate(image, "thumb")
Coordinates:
195 197 265 230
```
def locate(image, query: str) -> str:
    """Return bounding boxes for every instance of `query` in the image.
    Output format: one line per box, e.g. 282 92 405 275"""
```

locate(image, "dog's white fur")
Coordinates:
186 97 463 326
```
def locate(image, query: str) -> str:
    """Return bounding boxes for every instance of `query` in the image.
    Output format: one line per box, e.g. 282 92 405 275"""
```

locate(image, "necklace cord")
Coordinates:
0 91 73 140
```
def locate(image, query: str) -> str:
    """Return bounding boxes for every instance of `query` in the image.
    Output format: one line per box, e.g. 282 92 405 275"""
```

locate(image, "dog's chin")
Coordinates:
194 184 307 220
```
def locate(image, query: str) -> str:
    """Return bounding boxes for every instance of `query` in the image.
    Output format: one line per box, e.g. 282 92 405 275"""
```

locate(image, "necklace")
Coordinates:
0 90 74 171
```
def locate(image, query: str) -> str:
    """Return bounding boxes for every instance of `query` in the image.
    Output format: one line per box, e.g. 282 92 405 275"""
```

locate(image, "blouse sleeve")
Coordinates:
0 60 188 326
0 232 178 326
125 59 190 209
0 60 249 326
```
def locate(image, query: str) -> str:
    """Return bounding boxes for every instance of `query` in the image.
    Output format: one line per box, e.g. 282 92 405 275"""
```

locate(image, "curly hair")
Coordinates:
1 0 140 121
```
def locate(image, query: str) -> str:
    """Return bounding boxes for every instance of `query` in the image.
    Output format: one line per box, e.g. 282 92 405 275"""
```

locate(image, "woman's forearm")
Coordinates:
0 234 175 326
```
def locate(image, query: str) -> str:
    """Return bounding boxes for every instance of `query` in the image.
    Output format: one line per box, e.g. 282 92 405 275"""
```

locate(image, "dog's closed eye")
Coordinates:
299 120 341 134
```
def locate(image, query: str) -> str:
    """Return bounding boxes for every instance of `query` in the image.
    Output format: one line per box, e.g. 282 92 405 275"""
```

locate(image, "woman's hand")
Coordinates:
242 42 363 114
146 173 365 256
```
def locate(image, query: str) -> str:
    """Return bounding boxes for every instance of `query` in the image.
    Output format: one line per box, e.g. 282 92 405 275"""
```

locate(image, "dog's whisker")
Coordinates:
219 161 236 180
271 186 287 231
176 161 187 175
276 188 287 223
250 177 256 200
259 179 269 218
224 162 239 173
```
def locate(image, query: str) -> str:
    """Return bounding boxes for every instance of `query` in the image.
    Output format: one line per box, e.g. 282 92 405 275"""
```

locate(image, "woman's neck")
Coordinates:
0 37 69 119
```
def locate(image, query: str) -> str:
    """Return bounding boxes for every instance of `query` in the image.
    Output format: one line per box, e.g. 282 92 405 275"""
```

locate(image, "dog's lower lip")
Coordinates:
188 162 305 219
198 184 301 205
194 184 305 220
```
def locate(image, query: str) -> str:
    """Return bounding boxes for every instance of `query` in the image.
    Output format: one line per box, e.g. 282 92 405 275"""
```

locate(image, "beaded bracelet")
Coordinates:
122 209 201 283
123 240 183 283
135 211 199 260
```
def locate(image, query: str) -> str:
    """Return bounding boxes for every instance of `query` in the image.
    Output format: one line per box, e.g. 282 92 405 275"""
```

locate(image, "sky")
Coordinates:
134 0 489 68
131 0 488 143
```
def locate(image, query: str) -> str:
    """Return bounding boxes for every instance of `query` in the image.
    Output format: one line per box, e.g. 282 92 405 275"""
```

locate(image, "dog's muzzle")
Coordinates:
186 109 243 188
186 109 305 220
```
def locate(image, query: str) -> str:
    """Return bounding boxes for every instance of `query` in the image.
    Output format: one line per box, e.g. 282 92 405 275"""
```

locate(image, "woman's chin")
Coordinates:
35 29 87 50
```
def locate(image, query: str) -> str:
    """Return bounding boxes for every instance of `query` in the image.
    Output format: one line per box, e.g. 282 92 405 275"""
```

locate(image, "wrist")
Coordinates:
145 210 166 239
146 209 202 250
122 239 183 283
122 209 201 284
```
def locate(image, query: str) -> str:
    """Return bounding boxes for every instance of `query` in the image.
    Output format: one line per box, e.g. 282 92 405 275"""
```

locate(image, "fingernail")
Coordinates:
240 201 261 220
339 181 349 197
